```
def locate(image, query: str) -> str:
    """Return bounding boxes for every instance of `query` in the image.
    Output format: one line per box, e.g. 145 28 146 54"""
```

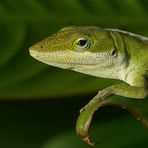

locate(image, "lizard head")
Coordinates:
29 26 124 78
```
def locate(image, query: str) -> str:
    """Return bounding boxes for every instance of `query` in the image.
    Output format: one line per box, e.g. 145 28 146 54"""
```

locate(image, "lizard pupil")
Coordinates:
77 39 87 47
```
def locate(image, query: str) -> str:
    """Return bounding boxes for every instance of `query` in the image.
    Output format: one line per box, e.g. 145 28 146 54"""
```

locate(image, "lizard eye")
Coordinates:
74 37 91 51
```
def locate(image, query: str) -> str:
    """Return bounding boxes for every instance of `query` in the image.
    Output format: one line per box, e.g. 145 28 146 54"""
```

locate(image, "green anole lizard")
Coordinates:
29 26 148 145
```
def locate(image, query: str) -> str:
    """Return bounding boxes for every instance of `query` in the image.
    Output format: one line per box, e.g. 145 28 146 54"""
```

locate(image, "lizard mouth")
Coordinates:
29 48 99 69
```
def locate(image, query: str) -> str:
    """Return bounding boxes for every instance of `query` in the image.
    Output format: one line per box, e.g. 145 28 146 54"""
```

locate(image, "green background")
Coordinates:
0 0 148 147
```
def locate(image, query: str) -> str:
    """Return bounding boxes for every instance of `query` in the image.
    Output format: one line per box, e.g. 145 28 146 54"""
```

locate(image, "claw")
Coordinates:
79 107 84 113
79 106 86 113
81 136 97 146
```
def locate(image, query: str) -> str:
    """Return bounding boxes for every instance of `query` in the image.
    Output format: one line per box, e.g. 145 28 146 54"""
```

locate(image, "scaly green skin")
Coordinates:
29 26 148 145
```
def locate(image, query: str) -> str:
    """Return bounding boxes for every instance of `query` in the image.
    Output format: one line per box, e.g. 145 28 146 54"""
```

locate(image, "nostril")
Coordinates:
29 42 45 58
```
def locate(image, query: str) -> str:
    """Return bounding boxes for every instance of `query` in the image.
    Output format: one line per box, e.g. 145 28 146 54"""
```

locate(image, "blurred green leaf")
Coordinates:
0 0 148 148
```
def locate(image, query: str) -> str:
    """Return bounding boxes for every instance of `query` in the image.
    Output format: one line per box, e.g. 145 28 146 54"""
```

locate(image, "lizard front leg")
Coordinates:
80 83 147 113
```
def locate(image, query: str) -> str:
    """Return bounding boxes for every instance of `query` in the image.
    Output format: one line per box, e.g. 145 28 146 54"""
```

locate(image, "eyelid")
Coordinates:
77 37 87 42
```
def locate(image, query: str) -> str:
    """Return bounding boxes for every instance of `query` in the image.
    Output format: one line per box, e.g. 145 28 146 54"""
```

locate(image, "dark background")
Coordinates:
0 0 148 148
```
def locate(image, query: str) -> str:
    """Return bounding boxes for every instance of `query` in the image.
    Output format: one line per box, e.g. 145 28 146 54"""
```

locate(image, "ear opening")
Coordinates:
111 49 117 56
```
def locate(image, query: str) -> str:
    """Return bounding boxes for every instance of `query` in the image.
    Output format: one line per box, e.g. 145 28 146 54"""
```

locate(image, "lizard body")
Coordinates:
29 26 148 145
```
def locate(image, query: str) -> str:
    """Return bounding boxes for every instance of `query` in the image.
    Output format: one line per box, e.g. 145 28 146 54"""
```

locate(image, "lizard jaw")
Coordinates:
29 49 75 70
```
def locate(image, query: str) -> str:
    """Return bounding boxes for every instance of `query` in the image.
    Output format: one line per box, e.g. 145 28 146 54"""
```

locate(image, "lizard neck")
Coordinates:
72 64 124 80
